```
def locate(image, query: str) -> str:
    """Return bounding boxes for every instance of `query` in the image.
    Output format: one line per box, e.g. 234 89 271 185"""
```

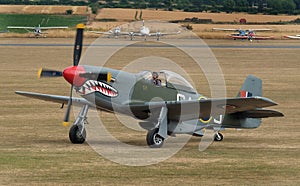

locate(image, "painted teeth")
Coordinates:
77 80 118 97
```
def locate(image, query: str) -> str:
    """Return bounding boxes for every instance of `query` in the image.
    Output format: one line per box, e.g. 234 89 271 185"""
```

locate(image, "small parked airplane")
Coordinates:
213 28 274 41
88 26 128 38
129 20 181 41
16 24 283 148
7 24 68 38
284 35 300 39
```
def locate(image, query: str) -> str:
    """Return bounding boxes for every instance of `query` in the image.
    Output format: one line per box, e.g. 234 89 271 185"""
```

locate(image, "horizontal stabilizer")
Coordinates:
239 109 284 118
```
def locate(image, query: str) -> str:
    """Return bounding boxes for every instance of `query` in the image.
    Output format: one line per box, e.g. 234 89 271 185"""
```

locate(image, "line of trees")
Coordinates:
0 0 87 6
0 0 300 15
100 0 300 15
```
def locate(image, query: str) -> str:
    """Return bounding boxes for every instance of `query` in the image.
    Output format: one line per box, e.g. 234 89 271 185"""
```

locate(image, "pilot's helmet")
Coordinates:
152 72 159 77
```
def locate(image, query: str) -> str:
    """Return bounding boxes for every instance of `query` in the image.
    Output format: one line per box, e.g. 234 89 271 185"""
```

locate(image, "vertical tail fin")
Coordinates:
237 75 263 128
237 75 262 97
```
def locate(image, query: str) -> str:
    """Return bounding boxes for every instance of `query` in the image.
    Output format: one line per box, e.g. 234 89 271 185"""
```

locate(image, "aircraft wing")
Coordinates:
15 91 95 107
284 35 300 39
213 28 271 32
251 36 274 40
149 31 181 36
88 30 111 35
88 30 129 35
7 26 36 29
213 28 239 31
39 26 68 29
238 109 284 118
130 96 281 121
250 29 272 31
131 32 144 36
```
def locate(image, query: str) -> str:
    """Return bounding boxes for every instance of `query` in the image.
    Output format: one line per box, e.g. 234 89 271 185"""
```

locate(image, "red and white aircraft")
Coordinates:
284 35 300 39
213 28 274 41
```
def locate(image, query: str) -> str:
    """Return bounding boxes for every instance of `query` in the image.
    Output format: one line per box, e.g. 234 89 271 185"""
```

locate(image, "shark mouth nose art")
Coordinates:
77 80 118 97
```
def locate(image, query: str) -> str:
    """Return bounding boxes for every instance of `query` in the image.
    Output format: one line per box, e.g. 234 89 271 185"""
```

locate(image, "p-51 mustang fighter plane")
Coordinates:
16 24 283 148
7 24 68 38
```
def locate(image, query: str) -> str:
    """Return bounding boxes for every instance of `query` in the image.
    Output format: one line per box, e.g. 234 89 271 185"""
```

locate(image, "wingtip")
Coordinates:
76 23 85 29
37 68 42 78
254 96 278 106
62 122 70 127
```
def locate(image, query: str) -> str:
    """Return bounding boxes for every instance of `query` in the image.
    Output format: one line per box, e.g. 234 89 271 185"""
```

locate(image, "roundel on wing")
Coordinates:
198 96 212 123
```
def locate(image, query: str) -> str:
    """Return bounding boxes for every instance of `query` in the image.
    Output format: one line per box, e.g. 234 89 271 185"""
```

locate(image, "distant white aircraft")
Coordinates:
284 34 300 39
88 26 129 38
130 20 181 41
90 21 180 41
7 24 68 38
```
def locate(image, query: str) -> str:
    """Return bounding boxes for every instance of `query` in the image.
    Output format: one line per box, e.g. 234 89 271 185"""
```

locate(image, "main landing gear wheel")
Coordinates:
214 132 223 142
146 128 164 148
69 125 86 144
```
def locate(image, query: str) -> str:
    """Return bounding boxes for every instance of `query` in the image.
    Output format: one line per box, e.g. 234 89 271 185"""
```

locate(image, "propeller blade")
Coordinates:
73 23 85 66
37 68 62 78
62 85 73 127
62 23 84 126
198 128 216 152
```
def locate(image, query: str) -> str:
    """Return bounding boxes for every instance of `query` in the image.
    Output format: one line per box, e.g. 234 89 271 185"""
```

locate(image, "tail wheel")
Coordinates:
214 132 223 141
69 125 86 144
146 128 164 148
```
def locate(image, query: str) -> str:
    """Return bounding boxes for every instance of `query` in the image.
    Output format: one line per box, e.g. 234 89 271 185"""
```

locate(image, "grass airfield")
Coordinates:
0 37 299 185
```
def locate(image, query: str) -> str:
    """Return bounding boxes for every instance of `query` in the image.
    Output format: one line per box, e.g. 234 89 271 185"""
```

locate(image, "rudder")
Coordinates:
236 75 263 128
237 75 262 97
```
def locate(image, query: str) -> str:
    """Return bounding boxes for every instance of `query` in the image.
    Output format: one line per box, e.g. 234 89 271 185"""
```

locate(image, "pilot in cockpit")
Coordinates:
152 72 161 86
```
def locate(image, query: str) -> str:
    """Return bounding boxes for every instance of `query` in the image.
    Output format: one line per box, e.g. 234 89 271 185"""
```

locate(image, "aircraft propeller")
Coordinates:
37 23 113 127
38 23 85 126
62 23 84 127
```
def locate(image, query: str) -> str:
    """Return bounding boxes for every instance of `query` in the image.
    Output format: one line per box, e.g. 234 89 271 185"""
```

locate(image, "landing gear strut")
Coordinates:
69 104 89 144
146 106 168 148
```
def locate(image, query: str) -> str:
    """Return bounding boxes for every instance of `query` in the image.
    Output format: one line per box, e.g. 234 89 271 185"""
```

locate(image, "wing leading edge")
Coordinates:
15 91 95 107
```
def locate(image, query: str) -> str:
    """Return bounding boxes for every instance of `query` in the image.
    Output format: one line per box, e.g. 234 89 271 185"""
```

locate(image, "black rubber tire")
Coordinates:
146 128 164 148
214 132 223 142
69 125 86 144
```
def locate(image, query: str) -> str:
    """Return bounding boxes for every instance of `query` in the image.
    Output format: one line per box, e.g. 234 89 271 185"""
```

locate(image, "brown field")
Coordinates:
0 38 299 185
97 8 299 23
0 5 89 14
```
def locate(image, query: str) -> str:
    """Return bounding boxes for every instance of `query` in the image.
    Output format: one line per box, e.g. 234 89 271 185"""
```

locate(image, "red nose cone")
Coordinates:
63 66 86 87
